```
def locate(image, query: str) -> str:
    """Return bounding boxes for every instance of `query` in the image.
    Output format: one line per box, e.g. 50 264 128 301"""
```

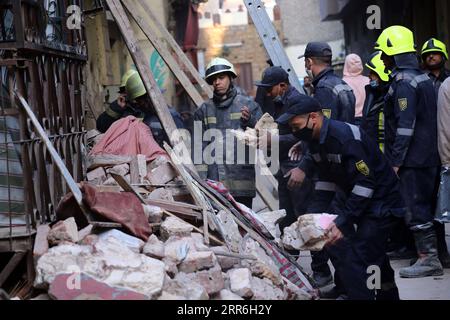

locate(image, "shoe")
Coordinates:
312 272 333 288
387 246 416 260
399 227 444 278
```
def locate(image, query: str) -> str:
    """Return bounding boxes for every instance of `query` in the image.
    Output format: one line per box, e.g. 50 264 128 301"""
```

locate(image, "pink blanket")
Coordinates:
90 116 168 161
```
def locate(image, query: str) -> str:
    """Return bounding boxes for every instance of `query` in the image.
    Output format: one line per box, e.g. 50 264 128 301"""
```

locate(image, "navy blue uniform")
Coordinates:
384 55 440 228
302 117 405 299
312 67 356 123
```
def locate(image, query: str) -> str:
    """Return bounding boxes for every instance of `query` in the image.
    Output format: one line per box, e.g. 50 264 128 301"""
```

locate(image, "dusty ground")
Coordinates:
296 223 450 300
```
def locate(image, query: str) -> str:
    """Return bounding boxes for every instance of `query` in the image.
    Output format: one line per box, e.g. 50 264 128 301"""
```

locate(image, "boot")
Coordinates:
399 227 444 278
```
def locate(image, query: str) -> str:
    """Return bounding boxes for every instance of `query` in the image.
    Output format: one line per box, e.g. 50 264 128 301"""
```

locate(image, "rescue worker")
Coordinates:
254 66 313 235
361 51 390 151
291 42 357 288
362 51 417 261
96 70 184 146
421 38 450 96
374 25 444 277
193 58 263 208
299 41 356 123
277 94 404 300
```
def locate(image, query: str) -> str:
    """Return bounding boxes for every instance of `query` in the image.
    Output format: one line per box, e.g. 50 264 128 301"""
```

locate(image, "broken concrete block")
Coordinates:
210 246 239 271
216 210 242 252
80 234 99 246
163 273 209 300
256 209 286 239
143 234 165 259
142 204 163 223
148 188 174 201
164 236 196 264
190 232 212 251
228 268 254 298
49 273 149 300
106 163 129 176
283 277 313 300
185 266 224 296
178 251 217 273
219 289 244 300
47 217 79 245
78 224 93 243
160 216 194 241
239 237 282 286
147 162 177 185
147 155 169 171
98 229 145 253
87 167 106 184
101 176 118 186
251 276 285 300
282 213 337 251
34 224 51 258
157 291 185 300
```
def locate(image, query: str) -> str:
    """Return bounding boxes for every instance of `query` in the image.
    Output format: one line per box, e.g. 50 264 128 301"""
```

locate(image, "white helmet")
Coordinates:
204 57 237 84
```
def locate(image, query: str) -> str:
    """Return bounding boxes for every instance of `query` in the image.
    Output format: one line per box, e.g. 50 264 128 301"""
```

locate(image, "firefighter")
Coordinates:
96 70 184 146
193 58 263 208
421 38 450 96
277 94 404 300
374 25 444 277
299 41 356 123
255 66 314 238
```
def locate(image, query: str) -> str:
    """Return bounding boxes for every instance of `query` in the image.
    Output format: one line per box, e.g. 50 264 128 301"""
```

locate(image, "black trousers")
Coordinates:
328 216 399 300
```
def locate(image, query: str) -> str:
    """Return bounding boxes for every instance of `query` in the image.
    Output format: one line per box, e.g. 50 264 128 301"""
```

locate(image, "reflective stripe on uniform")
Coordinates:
410 74 430 88
105 107 122 119
312 153 321 162
388 86 394 96
315 181 337 192
195 164 208 172
333 84 352 96
223 179 255 191
397 128 414 137
229 113 242 120
347 123 361 141
352 185 374 198
205 117 217 125
327 154 342 163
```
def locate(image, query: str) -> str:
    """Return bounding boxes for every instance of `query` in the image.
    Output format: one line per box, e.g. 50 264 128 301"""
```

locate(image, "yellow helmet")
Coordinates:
125 72 147 100
374 25 416 56
120 69 138 88
366 51 391 82
204 57 237 85
421 38 448 60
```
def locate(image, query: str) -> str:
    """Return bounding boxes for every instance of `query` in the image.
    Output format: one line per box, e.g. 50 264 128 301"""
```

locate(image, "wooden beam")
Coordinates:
123 0 205 108
0 252 26 287
134 0 213 100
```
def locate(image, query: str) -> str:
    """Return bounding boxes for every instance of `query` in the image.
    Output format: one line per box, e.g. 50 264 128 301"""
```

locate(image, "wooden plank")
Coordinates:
129 156 140 184
0 252 26 287
134 0 213 100
123 0 205 108
87 154 133 170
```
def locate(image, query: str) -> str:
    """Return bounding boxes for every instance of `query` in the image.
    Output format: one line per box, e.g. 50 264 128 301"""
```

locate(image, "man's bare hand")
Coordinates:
288 141 302 161
284 167 305 190
325 221 343 245
241 106 251 121
117 94 127 109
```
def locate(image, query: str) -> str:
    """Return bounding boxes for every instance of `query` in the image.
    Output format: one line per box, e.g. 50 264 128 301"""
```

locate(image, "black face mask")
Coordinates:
292 115 314 141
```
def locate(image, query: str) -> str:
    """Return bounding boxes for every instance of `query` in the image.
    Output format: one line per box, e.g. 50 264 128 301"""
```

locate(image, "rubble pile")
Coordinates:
27 120 316 300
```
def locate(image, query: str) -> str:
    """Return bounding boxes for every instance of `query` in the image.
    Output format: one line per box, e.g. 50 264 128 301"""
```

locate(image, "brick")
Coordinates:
228 268 253 298
163 272 209 300
147 162 177 185
142 234 165 259
47 217 79 245
160 216 194 241
33 224 51 258
185 266 224 295
178 251 217 273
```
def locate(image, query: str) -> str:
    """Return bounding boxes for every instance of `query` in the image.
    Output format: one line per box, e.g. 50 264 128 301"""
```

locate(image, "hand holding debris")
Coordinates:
241 106 251 121
325 221 343 246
